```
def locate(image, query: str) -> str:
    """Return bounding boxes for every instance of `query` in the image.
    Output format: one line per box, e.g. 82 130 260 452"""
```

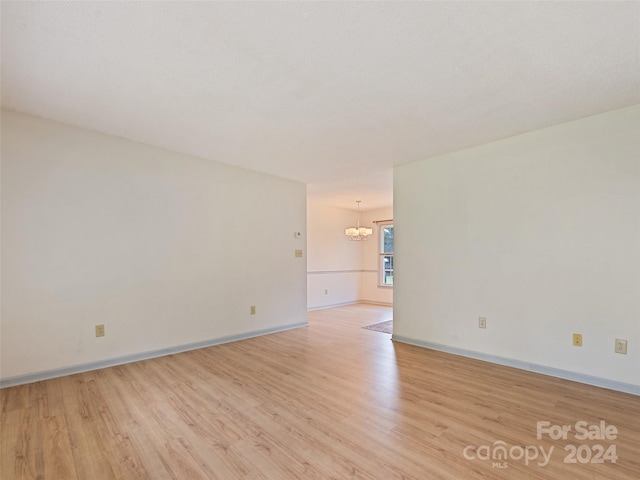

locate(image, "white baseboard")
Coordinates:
0 321 308 389
360 300 393 307
307 300 393 311
392 335 640 396
307 300 360 311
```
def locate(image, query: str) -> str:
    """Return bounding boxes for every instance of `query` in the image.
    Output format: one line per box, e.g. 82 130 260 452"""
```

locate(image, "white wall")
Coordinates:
394 105 640 387
307 202 393 309
1 110 307 380
359 207 394 305
307 203 361 309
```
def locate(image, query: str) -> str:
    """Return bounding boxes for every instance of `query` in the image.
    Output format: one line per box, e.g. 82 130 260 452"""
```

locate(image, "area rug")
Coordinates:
362 320 393 334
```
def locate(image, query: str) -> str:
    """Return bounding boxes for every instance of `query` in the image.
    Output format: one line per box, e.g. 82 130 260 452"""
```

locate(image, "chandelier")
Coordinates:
345 201 373 241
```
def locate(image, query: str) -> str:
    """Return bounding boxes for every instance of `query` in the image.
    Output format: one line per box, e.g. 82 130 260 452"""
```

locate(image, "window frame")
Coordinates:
378 221 394 288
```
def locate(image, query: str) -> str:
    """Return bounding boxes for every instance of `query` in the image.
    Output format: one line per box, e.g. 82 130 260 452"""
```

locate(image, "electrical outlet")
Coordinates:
295 249 303 258
478 317 486 329
95 324 105 337
572 333 583 347
615 339 627 355
250 306 256 315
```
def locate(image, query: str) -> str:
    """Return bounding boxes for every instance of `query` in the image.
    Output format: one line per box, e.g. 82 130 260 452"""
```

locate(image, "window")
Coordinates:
379 223 393 286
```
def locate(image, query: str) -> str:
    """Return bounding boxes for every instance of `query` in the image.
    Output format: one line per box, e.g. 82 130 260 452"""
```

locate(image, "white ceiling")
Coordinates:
2 2 639 211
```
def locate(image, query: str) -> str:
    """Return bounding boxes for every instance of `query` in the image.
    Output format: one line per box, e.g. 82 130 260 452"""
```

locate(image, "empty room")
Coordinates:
1 2 639 479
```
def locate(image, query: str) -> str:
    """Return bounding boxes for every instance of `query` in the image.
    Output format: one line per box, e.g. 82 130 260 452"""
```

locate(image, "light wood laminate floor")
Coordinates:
1 304 639 479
